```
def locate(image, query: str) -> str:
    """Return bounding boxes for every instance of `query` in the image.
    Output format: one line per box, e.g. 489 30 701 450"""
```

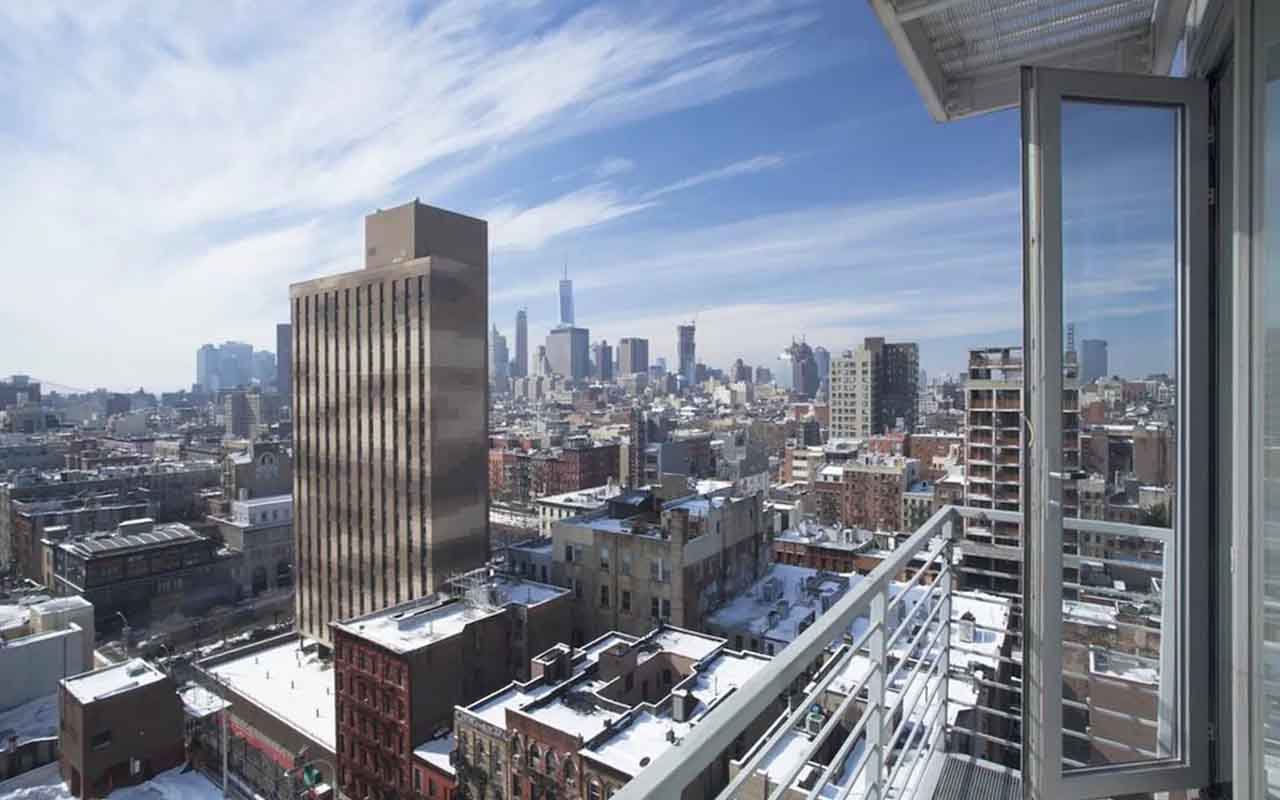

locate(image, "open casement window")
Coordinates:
1021 66 1212 798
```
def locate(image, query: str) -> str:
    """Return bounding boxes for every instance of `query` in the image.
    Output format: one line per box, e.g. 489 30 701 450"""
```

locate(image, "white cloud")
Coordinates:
594 157 636 179
0 0 823 389
488 186 655 252
645 154 787 198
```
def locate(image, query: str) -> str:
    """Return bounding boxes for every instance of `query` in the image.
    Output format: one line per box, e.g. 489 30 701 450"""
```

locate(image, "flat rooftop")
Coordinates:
205 638 335 749
331 578 567 653
63 658 166 704
584 648 772 778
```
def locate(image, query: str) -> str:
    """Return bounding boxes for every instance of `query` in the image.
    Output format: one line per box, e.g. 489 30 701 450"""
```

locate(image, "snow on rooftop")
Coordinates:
63 659 165 704
0 693 58 753
706 564 855 646
0 761 223 800
206 639 334 749
334 598 503 653
646 628 721 663
413 732 456 777
179 683 228 719
584 649 769 777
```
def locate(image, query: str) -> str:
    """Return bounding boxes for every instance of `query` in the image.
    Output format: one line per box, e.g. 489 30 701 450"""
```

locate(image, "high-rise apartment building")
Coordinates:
829 337 919 440
289 200 489 643
559 269 574 326
513 308 528 378
1080 338 1109 384
618 337 649 376
592 339 613 381
962 346 1080 592
276 323 292 397
677 323 696 386
547 326 590 380
784 339 820 399
490 325 510 392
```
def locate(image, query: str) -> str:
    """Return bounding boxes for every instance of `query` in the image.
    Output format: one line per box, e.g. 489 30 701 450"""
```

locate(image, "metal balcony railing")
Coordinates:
614 506 1173 800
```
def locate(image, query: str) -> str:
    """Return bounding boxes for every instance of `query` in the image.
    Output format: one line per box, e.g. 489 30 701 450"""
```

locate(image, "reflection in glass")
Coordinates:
1059 100 1178 770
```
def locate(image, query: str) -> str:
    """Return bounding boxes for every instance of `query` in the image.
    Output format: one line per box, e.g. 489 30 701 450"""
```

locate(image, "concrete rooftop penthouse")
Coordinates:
289 199 489 644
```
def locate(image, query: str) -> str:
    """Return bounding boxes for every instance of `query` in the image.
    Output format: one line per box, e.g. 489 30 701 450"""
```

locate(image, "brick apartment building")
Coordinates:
489 438 620 503
60 660 184 799
454 626 779 800
328 577 570 800
551 485 767 644
813 455 920 532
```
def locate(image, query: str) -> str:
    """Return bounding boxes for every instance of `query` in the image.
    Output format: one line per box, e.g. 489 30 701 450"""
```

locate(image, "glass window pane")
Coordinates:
1262 1 1280 794
1060 99 1179 771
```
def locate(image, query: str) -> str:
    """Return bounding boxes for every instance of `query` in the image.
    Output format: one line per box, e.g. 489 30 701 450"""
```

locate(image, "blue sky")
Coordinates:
0 1 1174 391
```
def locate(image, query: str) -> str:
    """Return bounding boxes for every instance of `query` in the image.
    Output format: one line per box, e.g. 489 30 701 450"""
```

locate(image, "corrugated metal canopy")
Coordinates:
869 0 1190 121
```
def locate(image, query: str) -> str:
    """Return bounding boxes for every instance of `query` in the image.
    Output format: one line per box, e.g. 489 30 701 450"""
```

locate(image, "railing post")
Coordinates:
868 583 888 800
940 516 954 756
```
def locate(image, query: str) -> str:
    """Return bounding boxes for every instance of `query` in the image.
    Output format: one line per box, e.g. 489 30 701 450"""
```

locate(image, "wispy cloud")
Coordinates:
645 154 787 198
0 0 825 389
594 157 636 179
488 186 655 251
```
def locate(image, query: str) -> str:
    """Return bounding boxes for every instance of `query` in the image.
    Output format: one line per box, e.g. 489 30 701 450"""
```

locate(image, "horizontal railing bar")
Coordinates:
802 684 878 800
1059 638 1162 665
1061 667 1162 696
616 506 963 800
967 673 1024 695
887 535 950 614
961 701 1022 723
884 659 947 792
946 723 1024 750
948 642 1022 667
765 651 881 800
1061 697 1159 729
722 621 880 799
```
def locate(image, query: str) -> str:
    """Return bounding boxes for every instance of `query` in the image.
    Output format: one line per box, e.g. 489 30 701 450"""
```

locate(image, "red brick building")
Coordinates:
906 432 964 482
813 456 920 532
329 578 571 800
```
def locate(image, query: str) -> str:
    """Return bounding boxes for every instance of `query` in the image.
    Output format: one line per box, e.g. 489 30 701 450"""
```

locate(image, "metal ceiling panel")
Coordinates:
869 0 1191 121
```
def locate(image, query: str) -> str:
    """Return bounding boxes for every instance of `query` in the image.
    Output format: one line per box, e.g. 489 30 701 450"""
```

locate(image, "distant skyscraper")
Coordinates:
252 350 276 385
276 323 292 398
547 326 590 380
677 323 696 386
618 338 650 376
534 345 551 377
785 340 819 399
814 346 831 400
196 344 222 392
290 200 488 644
513 308 528 378
490 325 510 391
559 267 574 326
1081 339 1109 383
593 340 614 382
219 341 254 389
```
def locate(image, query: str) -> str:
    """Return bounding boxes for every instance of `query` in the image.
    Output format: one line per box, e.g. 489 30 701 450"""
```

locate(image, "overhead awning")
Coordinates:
868 0 1191 121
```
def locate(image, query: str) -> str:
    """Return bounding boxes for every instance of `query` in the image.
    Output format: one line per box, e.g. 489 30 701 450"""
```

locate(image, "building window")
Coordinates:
621 551 632 576
599 545 609 570
589 780 602 800
661 598 671 619
600 585 609 608
651 597 660 619
564 544 574 563
621 590 631 613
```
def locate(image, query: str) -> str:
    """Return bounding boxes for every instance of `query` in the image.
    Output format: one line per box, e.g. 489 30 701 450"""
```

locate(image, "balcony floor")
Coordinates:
928 754 1021 800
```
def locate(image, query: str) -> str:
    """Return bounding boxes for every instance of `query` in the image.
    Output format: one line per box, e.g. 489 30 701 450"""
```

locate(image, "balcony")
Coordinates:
615 506 1174 800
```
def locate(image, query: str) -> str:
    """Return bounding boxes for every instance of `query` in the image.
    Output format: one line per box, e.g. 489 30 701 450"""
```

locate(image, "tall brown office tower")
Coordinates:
290 200 489 643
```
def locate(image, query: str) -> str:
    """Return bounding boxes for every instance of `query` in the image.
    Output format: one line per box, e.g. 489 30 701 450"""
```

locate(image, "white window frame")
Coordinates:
1021 64 1212 798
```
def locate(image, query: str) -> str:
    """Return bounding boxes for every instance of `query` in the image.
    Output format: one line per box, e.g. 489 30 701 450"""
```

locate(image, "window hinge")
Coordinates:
1208 125 1216 144
1231 545 1238 575
1208 722 1217 742
1208 187 1217 206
